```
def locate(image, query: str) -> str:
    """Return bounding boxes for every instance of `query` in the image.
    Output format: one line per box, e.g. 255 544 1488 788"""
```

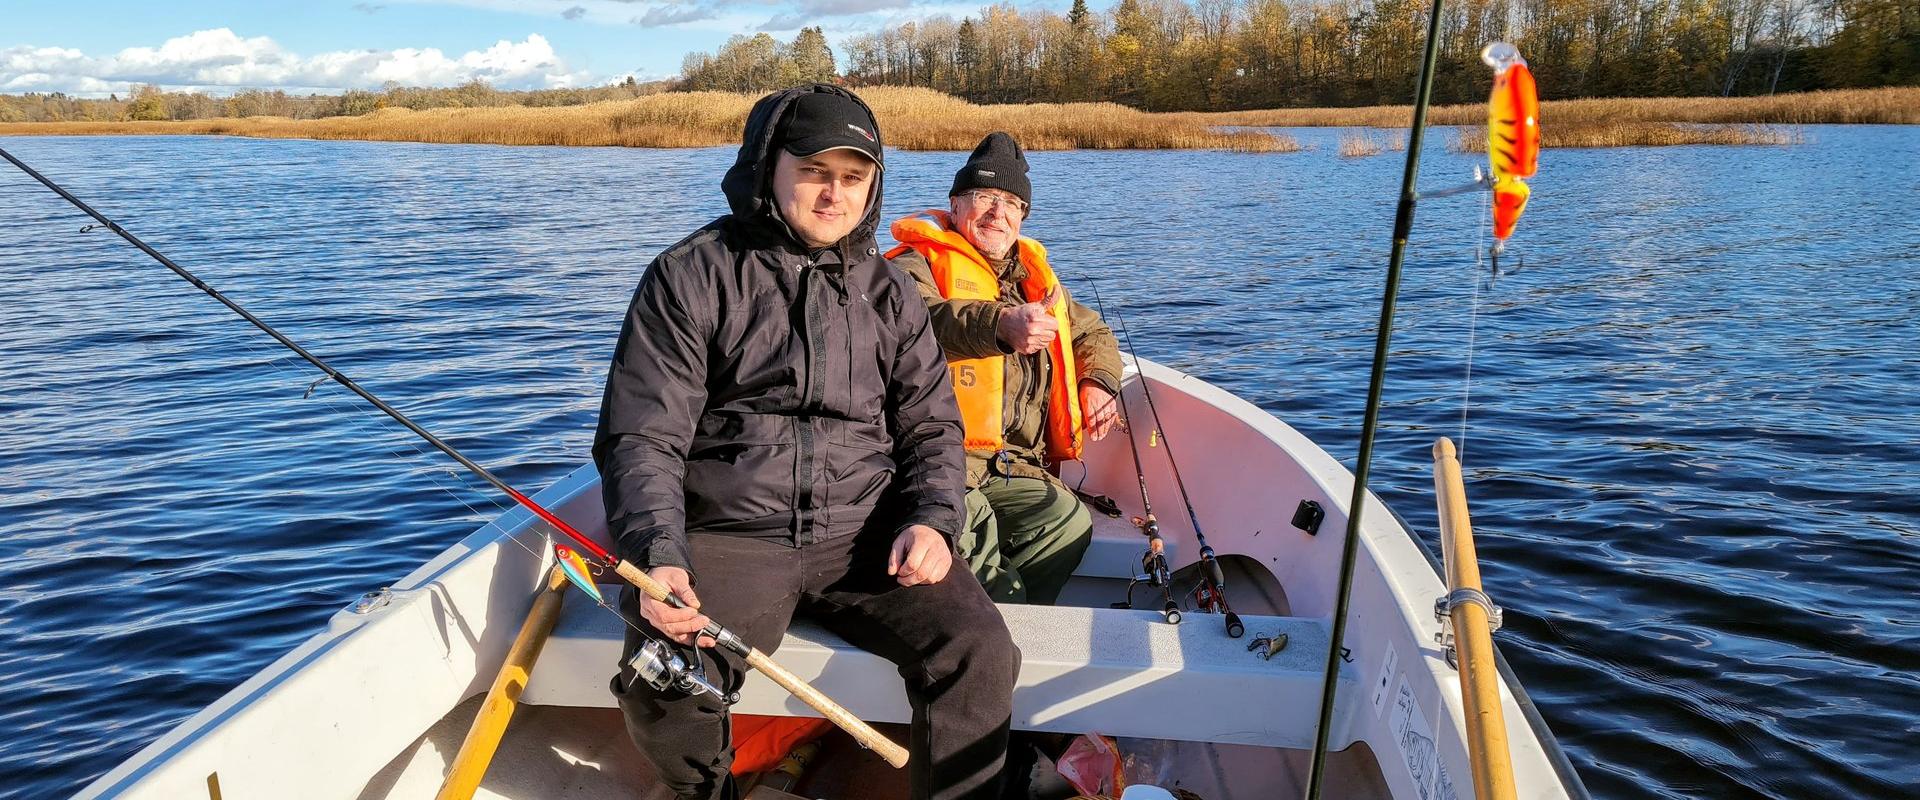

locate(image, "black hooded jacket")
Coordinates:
593 84 966 575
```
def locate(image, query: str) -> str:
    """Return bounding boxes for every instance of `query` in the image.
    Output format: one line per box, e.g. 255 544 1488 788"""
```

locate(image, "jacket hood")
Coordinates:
721 84 886 255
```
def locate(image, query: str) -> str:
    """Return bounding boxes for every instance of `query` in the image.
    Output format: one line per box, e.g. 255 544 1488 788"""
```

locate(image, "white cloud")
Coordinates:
0 28 590 96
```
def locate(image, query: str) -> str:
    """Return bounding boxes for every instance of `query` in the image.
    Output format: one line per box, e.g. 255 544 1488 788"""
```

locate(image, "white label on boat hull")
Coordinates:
1389 676 1459 800
1372 642 1400 717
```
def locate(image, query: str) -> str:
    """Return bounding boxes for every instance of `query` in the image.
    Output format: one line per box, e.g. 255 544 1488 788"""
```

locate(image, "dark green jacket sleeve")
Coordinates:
1061 285 1124 396
889 249 1013 361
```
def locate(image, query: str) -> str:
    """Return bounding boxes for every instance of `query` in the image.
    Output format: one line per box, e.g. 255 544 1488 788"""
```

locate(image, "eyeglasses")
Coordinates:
961 190 1028 216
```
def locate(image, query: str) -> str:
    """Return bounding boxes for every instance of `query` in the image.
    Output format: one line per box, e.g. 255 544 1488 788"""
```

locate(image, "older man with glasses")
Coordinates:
885 131 1125 607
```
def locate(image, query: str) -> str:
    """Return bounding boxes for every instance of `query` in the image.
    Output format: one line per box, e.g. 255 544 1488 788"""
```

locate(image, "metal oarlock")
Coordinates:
628 640 739 705
1433 587 1504 670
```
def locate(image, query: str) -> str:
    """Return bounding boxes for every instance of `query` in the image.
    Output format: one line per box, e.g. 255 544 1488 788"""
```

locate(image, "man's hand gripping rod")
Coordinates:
611 563 909 767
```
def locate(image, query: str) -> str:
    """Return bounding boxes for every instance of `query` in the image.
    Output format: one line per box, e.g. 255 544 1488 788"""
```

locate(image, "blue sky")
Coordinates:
2 0 1013 96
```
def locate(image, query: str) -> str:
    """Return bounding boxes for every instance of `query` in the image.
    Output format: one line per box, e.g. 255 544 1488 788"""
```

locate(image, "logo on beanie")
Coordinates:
847 124 875 142
977 169 997 177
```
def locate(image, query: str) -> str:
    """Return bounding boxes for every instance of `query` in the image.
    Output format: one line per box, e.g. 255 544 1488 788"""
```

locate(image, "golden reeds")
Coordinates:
1193 86 1920 128
1338 131 1384 157
0 86 1299 152
1450 121 1804 151
1337 129 1409 157
6 84 1896 152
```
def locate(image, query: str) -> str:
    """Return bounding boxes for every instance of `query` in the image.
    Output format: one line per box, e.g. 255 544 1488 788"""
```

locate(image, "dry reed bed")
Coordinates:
1337 130 1407 157
0 86 1296 152
1195 86 1920 128
1450 121 1803 151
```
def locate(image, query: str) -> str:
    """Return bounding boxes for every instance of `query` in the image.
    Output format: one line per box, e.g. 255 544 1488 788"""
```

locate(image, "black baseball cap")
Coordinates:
778 91 883 170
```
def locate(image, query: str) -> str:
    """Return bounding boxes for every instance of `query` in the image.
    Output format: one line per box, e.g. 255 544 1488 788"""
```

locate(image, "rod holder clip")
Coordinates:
1433 588 1503 669
1434 587 1503 629
350 587 393 615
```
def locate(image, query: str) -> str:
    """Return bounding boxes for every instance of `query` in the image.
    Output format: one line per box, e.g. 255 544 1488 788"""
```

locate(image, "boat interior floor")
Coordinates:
361 696 1388 800
358 544 1387 799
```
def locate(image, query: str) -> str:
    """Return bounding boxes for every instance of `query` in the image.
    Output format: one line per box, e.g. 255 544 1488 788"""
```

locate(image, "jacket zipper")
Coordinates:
796 259 821 545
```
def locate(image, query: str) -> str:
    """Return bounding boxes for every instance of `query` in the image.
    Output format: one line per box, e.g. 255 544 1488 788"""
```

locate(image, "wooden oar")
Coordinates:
436 568 571 800
1432 437 1517 800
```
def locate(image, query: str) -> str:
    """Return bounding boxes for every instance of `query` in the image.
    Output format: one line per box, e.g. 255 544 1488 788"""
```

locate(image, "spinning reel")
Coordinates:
626 640 739 705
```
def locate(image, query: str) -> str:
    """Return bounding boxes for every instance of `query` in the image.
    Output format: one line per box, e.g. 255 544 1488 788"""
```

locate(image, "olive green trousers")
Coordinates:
959 477 1094 605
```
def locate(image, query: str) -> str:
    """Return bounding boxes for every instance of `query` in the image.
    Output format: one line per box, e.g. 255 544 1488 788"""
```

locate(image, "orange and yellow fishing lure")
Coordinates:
1483 42 1539 252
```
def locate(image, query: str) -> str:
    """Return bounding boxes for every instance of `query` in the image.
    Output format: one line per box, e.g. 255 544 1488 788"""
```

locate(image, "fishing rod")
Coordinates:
1099 289 1243 640
0 146 911 769
1302 0 1449 794
1084 280 1179 625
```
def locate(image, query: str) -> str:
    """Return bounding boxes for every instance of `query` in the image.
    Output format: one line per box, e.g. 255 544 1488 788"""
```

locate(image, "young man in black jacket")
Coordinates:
593 84 1017 800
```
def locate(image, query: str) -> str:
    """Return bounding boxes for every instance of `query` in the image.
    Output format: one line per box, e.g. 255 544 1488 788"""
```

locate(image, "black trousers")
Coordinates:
612 532 1019 800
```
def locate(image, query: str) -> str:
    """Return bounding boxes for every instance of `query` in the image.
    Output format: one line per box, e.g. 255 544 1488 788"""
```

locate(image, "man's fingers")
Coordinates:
902 543 927 576
656 614 711 640
1042 285 1062 308
920 547 951 584
887 539 904 576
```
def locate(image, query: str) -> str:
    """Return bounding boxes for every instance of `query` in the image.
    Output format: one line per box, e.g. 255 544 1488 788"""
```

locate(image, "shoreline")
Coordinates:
2 86 1910 151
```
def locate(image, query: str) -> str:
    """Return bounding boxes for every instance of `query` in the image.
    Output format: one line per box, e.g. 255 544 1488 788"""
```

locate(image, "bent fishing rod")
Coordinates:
1085 280 1178 625
0 146 911 769
1099 288 1243 640
1302 0 1450 794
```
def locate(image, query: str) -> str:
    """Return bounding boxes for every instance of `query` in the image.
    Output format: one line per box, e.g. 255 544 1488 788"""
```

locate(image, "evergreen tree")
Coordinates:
792 27 838 84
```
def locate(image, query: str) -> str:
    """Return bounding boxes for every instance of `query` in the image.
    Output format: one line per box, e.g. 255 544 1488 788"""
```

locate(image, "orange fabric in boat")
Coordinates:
729 715 833 775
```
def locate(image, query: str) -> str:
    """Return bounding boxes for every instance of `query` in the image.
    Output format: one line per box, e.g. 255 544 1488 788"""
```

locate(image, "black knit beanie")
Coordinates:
949 132 1031 208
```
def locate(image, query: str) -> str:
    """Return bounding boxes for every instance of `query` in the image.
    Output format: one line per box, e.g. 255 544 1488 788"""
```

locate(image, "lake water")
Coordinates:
1 127 1916 798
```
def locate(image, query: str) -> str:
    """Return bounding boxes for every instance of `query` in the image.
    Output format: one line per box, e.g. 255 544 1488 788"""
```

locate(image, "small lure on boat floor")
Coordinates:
554 545 604 605
1247 633 1289 660
1483 41 1540 254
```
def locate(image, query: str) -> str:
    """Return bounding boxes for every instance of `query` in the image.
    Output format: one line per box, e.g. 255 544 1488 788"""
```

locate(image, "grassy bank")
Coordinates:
0 87 1295 152
4 85 1902 152
1192 86 1919 128
1450 122 1804 151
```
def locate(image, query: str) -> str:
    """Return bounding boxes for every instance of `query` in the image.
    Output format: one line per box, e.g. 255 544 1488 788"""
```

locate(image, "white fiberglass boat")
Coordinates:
76 358 1589 800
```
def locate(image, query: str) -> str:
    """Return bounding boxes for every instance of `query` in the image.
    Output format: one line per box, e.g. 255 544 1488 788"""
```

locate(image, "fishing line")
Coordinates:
1096 280 1242 638
1084 278 1178 623
1459 189 1492 460
198 294 513 526
138 233 670 653
6 148 912 760
11 149 677 662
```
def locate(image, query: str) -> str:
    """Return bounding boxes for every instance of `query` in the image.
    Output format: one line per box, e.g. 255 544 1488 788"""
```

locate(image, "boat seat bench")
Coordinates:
525 592 1350 750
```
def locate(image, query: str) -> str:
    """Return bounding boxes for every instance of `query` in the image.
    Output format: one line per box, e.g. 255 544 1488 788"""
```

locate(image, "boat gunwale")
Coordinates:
76 358 1586 799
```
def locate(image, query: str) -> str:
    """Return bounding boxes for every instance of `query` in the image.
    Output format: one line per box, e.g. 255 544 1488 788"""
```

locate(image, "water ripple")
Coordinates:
1 130 1917 798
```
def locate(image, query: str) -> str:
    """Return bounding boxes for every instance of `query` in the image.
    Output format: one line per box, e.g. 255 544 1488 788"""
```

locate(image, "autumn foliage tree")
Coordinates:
826 0 1917 109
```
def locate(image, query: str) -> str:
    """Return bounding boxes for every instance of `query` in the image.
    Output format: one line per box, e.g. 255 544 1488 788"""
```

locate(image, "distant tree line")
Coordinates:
0 76 673 124
680 27 840 91
822 0 1913 109
4 0 1911 124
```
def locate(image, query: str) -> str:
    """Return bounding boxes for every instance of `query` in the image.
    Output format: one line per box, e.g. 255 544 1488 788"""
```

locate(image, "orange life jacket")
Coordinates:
887 210 1083 463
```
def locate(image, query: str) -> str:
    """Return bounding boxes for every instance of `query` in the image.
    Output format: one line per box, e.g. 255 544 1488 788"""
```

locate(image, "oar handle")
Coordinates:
611 561 909 768
436 569 570 800
1431 437 1517 800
